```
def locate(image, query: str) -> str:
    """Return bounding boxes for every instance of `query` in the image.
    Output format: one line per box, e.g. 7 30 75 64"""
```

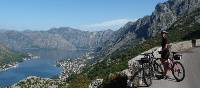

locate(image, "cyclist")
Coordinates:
160 30 170 79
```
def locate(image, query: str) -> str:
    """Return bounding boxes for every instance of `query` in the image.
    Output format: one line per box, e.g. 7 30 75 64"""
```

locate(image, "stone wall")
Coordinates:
195 39 200 46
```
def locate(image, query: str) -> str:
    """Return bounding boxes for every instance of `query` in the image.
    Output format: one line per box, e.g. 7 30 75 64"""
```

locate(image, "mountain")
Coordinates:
48 27 113 50
0 28 113 51
99 0 200 55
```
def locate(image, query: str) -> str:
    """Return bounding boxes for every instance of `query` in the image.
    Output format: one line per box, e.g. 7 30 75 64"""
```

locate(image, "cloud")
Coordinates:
77 19 136 31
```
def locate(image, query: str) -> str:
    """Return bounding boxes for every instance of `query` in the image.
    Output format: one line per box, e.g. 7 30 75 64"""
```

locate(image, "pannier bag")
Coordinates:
174 54 182 60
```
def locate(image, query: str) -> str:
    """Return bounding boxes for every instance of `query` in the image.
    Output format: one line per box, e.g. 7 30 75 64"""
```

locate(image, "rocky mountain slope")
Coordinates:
99 0 200 55
0 27 113 51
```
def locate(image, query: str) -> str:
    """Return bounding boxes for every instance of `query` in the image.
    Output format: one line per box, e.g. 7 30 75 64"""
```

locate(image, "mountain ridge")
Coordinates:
0 27 113 51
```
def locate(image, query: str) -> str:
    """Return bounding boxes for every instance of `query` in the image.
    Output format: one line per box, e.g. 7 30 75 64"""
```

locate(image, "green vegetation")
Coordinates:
67 74 91 88
0 44 27 67
66 8 200 88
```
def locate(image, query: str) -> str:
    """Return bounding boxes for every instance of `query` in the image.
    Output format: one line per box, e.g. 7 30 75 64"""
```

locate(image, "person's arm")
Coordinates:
165 44 168 49
164 37 169 49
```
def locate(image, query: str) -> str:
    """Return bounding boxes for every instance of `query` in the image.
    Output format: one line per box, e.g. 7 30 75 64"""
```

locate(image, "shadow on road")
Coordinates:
165 77 176 82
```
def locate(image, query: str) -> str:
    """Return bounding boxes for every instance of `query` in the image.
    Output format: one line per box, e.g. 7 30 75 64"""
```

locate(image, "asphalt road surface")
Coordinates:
141 47 200 88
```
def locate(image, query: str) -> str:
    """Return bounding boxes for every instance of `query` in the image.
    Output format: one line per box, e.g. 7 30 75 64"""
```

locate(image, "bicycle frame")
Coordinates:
166 52 181 71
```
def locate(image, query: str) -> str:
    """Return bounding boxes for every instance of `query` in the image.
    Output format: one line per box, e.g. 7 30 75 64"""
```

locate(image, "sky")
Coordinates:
0 0 167 31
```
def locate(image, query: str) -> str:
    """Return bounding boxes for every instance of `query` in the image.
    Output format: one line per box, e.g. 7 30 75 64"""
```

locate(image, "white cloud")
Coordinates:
76 19 137 31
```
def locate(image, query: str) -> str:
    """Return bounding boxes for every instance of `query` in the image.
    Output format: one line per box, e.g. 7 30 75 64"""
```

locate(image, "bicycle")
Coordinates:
159 51 185 82
141 49 164 80
129 49 163 87
140 50 185 82
128 57 152 88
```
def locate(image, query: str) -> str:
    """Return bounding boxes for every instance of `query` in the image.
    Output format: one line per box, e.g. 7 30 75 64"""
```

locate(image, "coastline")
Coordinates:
57 52 94 81
0 63 19 72
9 51 92 87
0 54 40 72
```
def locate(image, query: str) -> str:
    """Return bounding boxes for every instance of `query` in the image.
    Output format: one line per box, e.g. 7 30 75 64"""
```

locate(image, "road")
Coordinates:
141 47 200 88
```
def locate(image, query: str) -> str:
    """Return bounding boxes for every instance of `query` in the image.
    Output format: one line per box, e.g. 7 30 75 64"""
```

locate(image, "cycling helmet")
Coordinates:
161 30 168 34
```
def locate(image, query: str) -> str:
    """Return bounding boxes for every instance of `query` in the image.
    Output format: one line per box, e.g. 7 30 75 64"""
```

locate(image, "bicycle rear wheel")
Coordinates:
129 68 143 88
172 61 185 82
143 63 152 87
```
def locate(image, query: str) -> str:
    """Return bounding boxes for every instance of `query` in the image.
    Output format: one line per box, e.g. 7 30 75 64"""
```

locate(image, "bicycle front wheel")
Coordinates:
153 62 164 79
172 61 185 82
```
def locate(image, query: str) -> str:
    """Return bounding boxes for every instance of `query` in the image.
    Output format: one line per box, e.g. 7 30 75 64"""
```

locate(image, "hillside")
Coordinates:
0 44 26 68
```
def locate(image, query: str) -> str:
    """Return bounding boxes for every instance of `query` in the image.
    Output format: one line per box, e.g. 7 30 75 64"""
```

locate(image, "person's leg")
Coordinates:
161 50 169 77
161 59 168 76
